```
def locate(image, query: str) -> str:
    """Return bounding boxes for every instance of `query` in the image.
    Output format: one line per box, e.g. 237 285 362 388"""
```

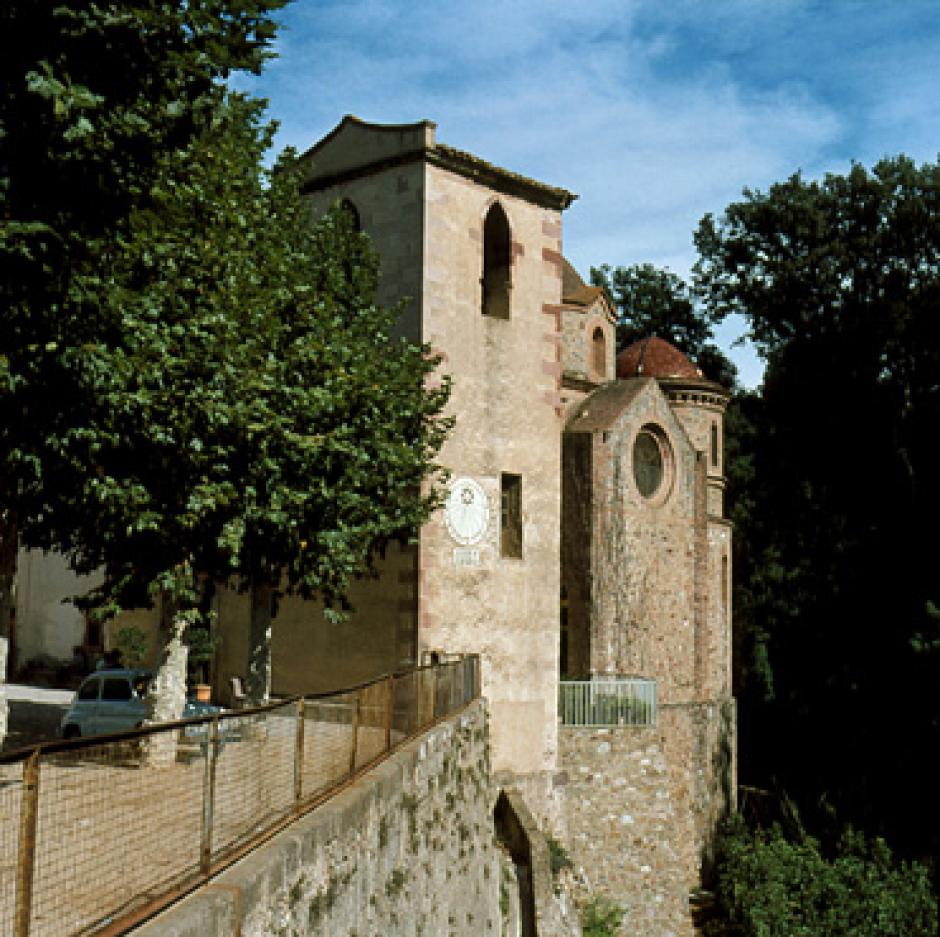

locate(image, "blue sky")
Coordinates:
235 0 940 388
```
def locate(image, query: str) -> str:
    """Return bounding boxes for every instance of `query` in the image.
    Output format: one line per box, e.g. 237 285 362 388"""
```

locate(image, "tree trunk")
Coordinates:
143 605 189 767
246 579 273 704
0 511 17 749
0 633 7 747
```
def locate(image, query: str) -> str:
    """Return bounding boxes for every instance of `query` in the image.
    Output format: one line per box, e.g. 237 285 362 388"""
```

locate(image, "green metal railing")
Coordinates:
558 677 657 727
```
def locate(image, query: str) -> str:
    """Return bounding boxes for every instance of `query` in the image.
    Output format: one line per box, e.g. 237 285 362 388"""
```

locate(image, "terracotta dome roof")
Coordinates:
616 336 703 380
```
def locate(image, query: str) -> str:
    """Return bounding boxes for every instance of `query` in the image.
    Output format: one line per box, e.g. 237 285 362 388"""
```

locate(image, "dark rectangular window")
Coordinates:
500 473 523 558
711 422 719 467
102 678 132 701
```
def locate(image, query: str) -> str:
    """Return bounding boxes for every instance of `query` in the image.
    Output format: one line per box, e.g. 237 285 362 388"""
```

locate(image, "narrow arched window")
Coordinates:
592 326 606 378
339 198 361 232
482 202 511 319
711 421 719 467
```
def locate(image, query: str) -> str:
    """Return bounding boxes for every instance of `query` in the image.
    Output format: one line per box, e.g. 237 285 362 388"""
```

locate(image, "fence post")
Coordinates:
348 690 361 774
14 749 40 937
200 718 220 876
294 698 305 809
384 676 394 752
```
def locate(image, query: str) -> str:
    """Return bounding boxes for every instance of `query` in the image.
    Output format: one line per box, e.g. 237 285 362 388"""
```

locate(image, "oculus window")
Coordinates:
632 425 673 502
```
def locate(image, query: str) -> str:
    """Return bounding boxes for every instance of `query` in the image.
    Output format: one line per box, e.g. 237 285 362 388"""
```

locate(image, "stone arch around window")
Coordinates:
482 201 512 319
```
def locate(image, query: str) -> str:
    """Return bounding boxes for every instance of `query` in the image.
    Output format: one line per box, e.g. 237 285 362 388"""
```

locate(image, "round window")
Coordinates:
632 426 671 500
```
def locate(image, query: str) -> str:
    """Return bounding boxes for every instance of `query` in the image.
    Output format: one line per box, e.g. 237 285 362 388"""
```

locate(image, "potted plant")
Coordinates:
186 626 219 702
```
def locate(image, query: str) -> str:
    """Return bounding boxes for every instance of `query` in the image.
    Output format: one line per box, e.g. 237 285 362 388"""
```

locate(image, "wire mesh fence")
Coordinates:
0 655 480 937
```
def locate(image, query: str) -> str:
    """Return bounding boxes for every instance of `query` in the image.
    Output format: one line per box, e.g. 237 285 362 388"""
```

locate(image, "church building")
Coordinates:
294 116 736 927
6 116 735 931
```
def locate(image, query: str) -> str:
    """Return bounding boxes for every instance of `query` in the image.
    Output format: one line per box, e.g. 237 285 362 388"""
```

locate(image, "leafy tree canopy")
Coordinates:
695 155 940 860
0 0 287 533
708 815 937 937
1 3 452 714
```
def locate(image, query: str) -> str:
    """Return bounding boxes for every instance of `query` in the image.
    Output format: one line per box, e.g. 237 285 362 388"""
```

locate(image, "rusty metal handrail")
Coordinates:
2 655 481 937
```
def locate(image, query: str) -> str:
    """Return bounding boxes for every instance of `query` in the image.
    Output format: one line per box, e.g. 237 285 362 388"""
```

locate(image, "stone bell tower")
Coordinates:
300 116 577 817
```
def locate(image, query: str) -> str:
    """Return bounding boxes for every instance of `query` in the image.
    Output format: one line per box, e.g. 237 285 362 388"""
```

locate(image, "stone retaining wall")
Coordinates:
135 698 499 937
558 700 734 937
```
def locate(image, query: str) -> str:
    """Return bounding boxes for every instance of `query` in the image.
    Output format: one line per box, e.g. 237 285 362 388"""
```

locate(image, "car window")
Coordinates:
132 675 151 697
101 677 132 701
78 678 100 701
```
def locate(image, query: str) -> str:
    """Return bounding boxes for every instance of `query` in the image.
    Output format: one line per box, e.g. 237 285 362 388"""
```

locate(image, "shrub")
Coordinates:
113 625 147 669
709 815 937 937
581 896 623 937
546 835 572 878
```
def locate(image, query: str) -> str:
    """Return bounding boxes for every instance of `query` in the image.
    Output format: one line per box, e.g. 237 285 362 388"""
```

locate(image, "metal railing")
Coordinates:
0 655 480 937
558 677 657 727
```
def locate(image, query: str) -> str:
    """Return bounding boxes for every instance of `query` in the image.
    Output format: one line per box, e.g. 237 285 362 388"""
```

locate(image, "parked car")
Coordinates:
59 669 223 739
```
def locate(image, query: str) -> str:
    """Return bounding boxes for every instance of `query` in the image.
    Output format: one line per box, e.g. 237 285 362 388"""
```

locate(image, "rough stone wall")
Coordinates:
417 163 564 811
134 699 499 937
656 702 737 883
560 300 615 384
666 396 726 519
587 381 700 701
0 635 6 742
561 432 592 679
558 702 735 934
558 725 694 937
705 521 733 700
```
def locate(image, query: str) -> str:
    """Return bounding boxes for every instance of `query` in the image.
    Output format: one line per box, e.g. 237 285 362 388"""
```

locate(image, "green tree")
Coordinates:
1 4 451 733
590 262 736 386
695 156 940 861
45 93 450 720
708 816 936 937
0 0 286 742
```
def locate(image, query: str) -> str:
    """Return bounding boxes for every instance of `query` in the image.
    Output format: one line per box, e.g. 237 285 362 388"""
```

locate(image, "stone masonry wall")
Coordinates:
587 380 700 700
558 699 736 936
135 699 499 937
559 724 693 937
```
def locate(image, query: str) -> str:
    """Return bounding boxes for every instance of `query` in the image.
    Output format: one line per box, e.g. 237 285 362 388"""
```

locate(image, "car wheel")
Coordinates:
63 724 80 739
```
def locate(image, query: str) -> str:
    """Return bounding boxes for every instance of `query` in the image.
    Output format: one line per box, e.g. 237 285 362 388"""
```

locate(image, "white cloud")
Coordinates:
237 0 940 389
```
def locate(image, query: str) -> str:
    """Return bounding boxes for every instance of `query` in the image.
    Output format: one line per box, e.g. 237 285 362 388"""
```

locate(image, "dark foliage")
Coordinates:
705 815 936 937
696 156 940 865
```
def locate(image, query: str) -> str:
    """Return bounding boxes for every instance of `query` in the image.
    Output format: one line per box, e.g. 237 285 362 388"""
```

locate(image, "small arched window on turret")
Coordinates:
711 421 719 467
339 198 361 232
592 326 606 379
482 202 511 319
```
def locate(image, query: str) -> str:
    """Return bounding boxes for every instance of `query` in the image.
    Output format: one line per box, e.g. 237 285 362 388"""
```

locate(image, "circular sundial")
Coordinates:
444 477 489 546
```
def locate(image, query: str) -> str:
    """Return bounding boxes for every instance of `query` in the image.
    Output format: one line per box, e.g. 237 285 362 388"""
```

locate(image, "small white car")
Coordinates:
59 669 221 738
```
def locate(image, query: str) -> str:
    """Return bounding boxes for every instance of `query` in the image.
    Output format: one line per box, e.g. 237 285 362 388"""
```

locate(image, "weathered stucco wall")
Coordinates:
134 698 499 937
416 163 564 815
13 548 104 667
